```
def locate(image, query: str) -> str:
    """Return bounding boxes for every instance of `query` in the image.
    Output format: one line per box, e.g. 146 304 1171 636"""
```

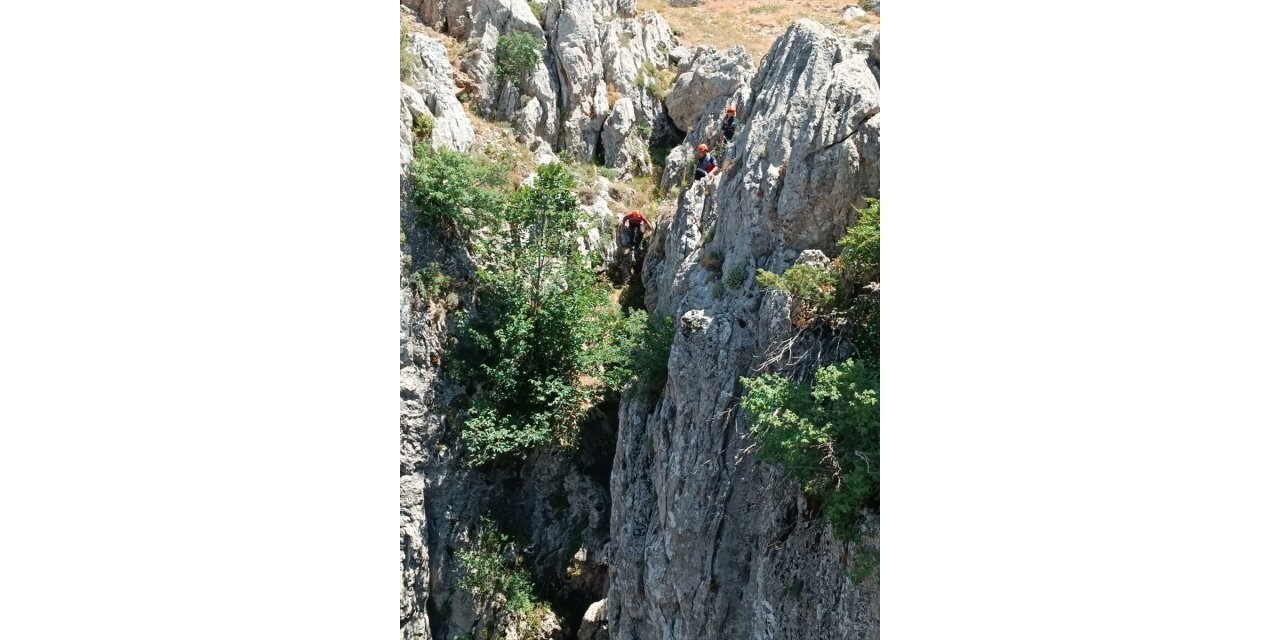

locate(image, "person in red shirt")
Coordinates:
621 210 651 249
694 143 718 180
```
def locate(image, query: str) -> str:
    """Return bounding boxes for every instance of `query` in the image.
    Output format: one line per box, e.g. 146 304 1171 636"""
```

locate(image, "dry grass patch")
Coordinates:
637 0 877 59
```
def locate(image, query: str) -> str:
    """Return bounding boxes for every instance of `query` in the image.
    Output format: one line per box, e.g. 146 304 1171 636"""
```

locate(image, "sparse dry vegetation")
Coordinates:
636 0 878 59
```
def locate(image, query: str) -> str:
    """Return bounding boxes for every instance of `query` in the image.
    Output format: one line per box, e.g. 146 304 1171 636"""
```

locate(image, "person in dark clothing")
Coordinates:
694 143 718 181
721 106 737 141
621 210 651 248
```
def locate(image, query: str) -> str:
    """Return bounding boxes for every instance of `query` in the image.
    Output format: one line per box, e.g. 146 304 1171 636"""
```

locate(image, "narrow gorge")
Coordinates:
400 1 880 638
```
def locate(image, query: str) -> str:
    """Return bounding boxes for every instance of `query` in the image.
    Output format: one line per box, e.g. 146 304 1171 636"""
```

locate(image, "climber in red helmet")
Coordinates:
621 209 652 249
694 143 718 181
720 106 738 142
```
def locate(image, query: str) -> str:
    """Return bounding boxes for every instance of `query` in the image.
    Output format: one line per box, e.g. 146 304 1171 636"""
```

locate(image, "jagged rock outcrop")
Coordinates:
402 33 476 162
608 19 880 639
403 0 881 635
578 599 609 639
407 0 562 158
664 46 754 133
659 45 756 191
407 0 683 176
546 0 681 177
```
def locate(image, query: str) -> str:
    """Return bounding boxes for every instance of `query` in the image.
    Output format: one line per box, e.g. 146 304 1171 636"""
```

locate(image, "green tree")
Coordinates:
495 32 542 82
740 359 879 541
453 163 628 465
407 145 510 233
837 197 879 287
602 310 675 397
742 198 881 540
755 198 880 364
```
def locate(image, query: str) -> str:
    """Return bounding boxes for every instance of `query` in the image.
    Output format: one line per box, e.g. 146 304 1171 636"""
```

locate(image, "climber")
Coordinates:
620 209 652 249
694 143 718 181
720 106 738 142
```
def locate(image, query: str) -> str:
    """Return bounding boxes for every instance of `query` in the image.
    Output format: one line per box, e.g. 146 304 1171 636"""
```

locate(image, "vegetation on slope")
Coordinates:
407 140 672 467
495 32 542 82
457 517 558 640
741 199 880 542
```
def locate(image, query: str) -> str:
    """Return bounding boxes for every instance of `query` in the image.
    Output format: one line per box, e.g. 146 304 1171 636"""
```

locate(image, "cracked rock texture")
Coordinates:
658 45 756 192
401 34 475 167
611 19 880 640
401 1 880 636
408 0 683 177
399 219 616 640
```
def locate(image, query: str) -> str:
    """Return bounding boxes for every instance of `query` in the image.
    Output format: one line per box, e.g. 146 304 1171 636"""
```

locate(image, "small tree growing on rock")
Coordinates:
495 31 542 83
452 163 632 466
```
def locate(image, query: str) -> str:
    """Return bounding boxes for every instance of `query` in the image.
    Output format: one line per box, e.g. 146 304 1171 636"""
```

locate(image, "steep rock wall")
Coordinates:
608 19 881 640
407 0 682 177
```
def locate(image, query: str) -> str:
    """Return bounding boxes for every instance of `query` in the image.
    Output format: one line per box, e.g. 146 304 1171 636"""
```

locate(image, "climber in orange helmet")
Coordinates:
621 209 652 249
694 143 718 181
720 106 738 142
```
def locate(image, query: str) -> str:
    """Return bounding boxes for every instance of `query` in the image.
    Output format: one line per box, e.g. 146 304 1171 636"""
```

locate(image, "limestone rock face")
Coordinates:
547 0 680 177
399 174 613 640
409 0 682 177
658 45 756 192
402 34 475 163
401 5 881 639
577 598 609 639
664 45 755 133
608 20 880 640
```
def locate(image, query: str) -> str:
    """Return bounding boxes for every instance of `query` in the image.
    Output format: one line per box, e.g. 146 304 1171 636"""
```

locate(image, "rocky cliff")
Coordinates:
613 19 880 640
400 2 879 638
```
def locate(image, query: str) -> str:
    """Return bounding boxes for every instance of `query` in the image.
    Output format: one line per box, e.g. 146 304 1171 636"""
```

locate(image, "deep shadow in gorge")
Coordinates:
469 397 618 639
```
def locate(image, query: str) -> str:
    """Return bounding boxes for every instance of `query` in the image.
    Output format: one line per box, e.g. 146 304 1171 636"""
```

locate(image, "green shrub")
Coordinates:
407 146 511 232
700 249 724 273
858 0 878 14
837 198 880 286
495 32 542 82
528 0 546 22
740 199 881 541
452 163 628 465
725 266 747 289
740 359 879 541
645 78 668 100
413 112 435 140
458 518 553 637
756 263 838 327
631 64 674 101
712 281 726 300
753 199 880 359
634 120 653 139
603 310 674 396
400 25 415 81
409 263 451 300
837 198 880 365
